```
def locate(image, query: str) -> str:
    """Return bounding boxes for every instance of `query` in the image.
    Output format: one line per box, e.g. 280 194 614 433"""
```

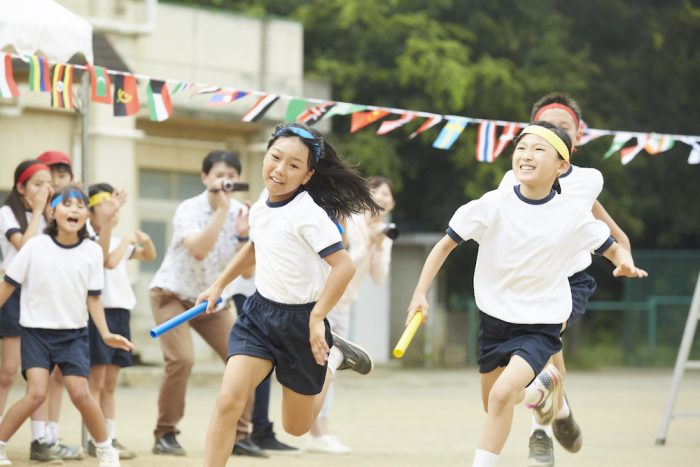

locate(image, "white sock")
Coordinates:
93 438 112 449
327 346 344 375
45 421 59 444
556 397 571 419
31 421 46 441
105 419 116 440
530 415 553 437
472 448 499 467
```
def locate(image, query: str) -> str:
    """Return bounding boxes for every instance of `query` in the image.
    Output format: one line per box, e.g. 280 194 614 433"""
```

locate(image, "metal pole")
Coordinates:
80 69 90 187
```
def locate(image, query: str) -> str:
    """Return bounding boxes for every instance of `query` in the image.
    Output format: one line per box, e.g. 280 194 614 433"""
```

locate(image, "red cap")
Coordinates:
37 150 72 167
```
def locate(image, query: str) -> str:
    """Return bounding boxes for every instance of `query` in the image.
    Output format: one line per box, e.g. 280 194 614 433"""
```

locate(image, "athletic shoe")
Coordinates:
528 365 562 425
152 432 186 456
527 429 554 467
29 440 63 464
112 439 136 460
49 441 84 460
251 424 299 454
96 445 120 467
0 443 12 466
331 333 373 375
231 437 268 458
306 435 351 455
553 398 582 453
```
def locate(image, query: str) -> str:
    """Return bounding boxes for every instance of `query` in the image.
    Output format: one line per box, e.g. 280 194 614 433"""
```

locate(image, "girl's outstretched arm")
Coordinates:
592 200 632 253
406 235 459 325
87 295 134 351
196 241 256 313
603 242 648 278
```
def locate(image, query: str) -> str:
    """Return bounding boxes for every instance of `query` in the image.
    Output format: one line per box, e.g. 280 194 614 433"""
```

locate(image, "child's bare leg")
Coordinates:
48 366 63 422
62 375 107 442
551 351 566 409
88 365 107 404
203 355 272 467
101 365 121 419
478 356 534 454
480 367 505 413
0 368 50 440
280 368 332 436
0 337 20 415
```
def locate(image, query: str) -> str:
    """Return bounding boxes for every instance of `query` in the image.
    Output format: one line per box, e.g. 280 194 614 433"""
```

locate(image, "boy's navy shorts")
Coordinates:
0 287 21 338
565 270 597 330
477 311 562 376
20 327 90 379
88 308 133 368
228 292 333 396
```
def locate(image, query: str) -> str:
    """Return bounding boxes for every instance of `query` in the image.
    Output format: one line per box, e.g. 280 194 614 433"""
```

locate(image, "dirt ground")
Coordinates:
2 366 699 466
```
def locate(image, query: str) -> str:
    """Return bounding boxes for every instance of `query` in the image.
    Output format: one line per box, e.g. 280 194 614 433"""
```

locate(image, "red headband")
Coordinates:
17 163 50 185
534 103 580 129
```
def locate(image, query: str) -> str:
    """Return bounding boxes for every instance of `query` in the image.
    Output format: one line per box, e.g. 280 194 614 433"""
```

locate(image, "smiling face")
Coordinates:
53 195 88 236
370 182 395 216
512 133 570 189
262 136 315 202
17 169 52 209
536 107 582 149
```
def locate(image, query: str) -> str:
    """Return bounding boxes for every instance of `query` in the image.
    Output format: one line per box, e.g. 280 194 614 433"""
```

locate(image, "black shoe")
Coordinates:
152 432 186 456
332 333 373 375
232 437 269 458
251 424 299 453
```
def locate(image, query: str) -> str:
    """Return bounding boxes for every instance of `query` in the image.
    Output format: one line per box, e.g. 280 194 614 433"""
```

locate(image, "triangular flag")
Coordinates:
377 112 416 136
207 90 247 107
196 85 221 95
680 137 700 164
0 53 20 98
50 64 73 110
322 103 367 120
620 134 649 165
147 79 173 122
409 115 443 139
476 121 498 162
350 109 390 133
284 98 308 122
644 133 675 154
88 65 112 104
113 74 140 117
242 94 279 122
28 55 51 92
171 82 192 95
492 123 522 159
603 133 634 159
578 129 606 146
432 116 468 150
297 101 336 125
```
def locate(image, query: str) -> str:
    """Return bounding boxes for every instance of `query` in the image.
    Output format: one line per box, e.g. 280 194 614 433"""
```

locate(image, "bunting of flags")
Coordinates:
1 53 699 165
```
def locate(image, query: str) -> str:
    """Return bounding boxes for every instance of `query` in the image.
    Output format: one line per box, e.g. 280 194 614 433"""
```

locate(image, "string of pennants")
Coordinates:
2 52 699 165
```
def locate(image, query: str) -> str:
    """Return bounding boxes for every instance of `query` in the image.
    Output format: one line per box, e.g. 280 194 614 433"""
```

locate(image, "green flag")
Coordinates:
285 98 307 122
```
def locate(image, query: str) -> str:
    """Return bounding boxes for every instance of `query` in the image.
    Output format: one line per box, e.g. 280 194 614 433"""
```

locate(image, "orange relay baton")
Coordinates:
393 311 423 358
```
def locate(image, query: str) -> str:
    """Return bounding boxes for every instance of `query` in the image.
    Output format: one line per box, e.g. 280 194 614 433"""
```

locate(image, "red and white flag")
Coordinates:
0 53 19 98
242 94 279 122
409 115 442 139
492 123 522 159
376 112 416 136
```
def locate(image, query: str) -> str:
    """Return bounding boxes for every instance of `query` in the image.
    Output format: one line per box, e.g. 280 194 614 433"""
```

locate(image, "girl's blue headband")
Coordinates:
50 189 85 209
274 126 322 163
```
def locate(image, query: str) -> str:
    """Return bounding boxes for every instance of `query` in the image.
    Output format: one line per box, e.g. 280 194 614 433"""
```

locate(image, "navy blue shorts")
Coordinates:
0 287 22 338
477 311 562 376
88 309 133 368
228 292 333 396
20 327 90 379
566 270 597 330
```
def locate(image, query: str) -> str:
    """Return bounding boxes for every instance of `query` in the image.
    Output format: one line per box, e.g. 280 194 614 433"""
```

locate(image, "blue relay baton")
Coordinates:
149 297 223 338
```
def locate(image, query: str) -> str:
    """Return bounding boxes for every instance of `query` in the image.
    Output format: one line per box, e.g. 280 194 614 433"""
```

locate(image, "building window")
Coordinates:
139 169 202 200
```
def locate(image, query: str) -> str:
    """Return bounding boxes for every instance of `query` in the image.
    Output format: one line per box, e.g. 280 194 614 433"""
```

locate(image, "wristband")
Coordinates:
235 235 249 242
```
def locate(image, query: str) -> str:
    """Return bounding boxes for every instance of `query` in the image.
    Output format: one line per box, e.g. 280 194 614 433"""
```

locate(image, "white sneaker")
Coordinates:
306 435 351 455
527 365 562 425
0 443 11 466
96 445 120 467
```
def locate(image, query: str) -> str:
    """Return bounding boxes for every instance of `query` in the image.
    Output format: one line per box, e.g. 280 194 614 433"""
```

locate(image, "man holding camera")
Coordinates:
149 150 265 458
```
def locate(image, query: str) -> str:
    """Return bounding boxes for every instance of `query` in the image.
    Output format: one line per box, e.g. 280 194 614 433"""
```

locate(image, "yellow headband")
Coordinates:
88 192 111 208
519 125 570 161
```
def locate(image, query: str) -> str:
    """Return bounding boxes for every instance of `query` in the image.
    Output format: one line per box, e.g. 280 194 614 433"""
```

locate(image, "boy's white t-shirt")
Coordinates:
4 234 104 329
100 236 137 310
447 187 612 325
249 190 343 305
0 206 47 270
498 165 604 275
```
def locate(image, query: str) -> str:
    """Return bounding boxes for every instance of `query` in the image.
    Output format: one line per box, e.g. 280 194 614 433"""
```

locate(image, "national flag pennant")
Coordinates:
409 115 442 139
432 116 468 150
242 94 279 122
196 85 221 95
602 133 634 160
643 133 675 155
297 101 336 126
578 129 606 147
619 134 649 165
207 90 248 107
376 112 416 136
492 123 522 159
50 64 73 110
147 79 173 122
322 103 367 121
680 137 700 165
476 121 498 162
88 64 112 104
350 109 390 133
113 74 140 117
28 55 51 92
171 81 192 95
284 98 308 121
0 53 20 98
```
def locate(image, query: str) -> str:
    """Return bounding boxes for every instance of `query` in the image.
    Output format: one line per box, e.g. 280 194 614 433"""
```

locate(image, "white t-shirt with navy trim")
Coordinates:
447 186 611 324
0 206 47 270
4 234 104 329
498 165 604 275
100 236 136 310
249 190 343 304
